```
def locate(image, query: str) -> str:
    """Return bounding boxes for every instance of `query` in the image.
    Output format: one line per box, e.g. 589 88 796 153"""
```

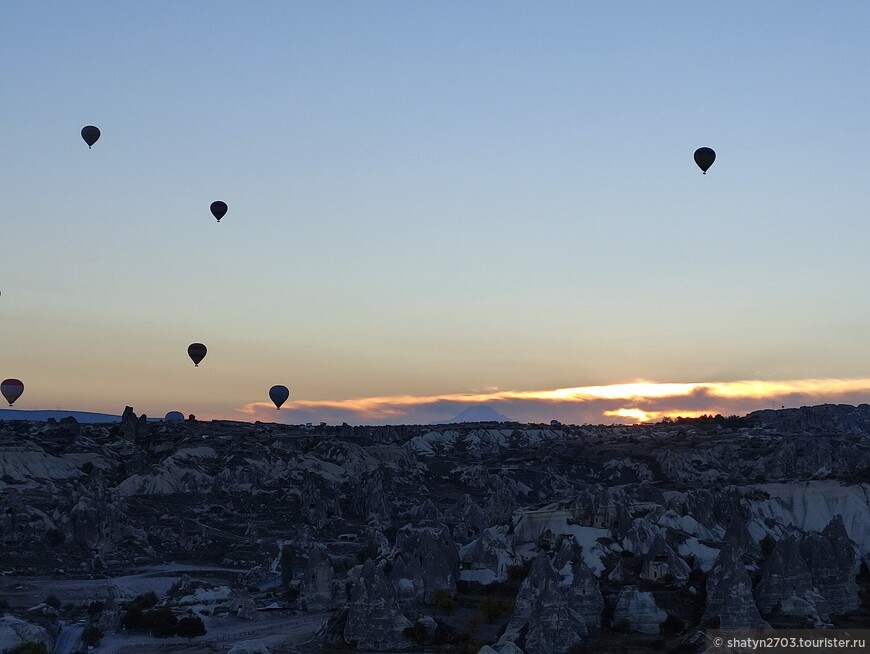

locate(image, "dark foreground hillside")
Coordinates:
2 405 870 653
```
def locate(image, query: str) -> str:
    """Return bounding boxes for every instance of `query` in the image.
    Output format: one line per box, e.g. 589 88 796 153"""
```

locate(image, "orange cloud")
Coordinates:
232 377 870 425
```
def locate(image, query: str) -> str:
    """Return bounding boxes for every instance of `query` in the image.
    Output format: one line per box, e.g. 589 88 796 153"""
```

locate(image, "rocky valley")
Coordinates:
2 404 870 653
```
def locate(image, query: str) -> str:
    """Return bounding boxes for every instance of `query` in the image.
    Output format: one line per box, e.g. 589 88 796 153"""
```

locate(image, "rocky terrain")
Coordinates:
1 404 870 653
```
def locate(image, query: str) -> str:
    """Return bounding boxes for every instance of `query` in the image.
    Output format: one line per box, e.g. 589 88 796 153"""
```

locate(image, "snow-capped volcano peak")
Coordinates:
442 405 510 423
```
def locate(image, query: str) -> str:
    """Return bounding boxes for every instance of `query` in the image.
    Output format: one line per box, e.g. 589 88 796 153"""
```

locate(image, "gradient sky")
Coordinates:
2 2 869 424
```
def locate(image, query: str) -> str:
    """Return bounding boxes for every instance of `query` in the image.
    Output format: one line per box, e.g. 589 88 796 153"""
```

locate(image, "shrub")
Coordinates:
660 614 685 635
146 607 178 638
279 545 295 588
402 622 427 644
83 625 103 646
123 599 175 636
432 589 456 613
5 642 47 654
122 606 144 631
507 563 529 581
601 602 615 629
125 592 158 612
478 597 504 622
356 540 379 564
856 561 870 608
613 618 631 633
176 616 206 638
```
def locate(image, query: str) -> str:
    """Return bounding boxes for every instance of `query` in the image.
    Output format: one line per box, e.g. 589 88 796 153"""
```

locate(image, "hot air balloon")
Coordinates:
694 147 716 174
188 343 207 367
269 385 289 410
1 379 24 406
164 411 184 422
210 201 228 222
81 126 100 149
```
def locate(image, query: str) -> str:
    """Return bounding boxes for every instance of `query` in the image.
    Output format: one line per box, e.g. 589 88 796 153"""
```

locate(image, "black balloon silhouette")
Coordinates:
269 385 290 410
694 147 716 174
1 379 24 406
210 201 228 222
188 343 207 367
81 126 100 149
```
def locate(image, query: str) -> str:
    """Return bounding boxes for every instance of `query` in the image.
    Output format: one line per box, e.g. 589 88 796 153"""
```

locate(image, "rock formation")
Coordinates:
703 543 770 628
300 545 338 610
755 535 819 617
351 469 390 525
800 515 860 616
344 560 412 651
4 404 870 653
553 536 604 631
485 478 519 524
458 526 518 585
612 585 666 634
500 549 600 653
621 517 663 556
299 472 342 528
118 406 150 447
389 525 459 603
640 534 690 583
445 493 489 542
0 615 52 653
525 597 586 654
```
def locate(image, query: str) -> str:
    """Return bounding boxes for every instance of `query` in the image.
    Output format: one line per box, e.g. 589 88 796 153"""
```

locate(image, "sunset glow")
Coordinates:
602 408 658 422
234 377 870 425
2 4 868 430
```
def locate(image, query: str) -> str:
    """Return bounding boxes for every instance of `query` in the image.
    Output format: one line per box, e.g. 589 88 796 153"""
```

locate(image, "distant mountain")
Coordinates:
441 405 511 424
0 409 122 423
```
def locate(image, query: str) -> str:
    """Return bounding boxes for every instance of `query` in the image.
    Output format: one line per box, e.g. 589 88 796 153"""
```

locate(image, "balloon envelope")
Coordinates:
269 385 290 410
188 343 207 366
694 147 716 174
1 379 24 406
210 201 228 222
164 411 185 422
81 126 100 149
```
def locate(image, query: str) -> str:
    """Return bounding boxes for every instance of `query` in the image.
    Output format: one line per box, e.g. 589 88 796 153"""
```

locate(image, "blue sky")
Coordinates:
2 2 869 422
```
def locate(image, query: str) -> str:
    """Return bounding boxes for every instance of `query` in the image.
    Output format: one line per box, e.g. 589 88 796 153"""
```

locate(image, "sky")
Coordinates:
2 2 869 424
